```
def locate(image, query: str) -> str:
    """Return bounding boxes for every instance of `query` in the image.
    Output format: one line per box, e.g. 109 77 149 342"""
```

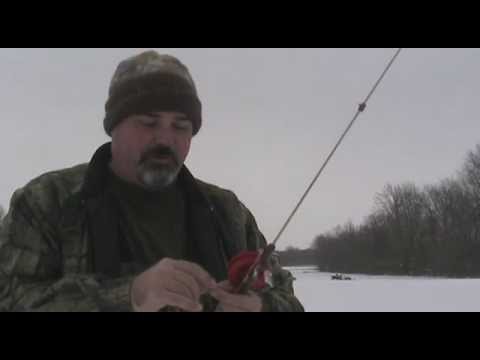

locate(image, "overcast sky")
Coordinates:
1 48 479 250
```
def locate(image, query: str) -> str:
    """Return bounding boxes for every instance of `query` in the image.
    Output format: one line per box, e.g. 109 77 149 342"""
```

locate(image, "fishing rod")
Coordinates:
228 48 404 294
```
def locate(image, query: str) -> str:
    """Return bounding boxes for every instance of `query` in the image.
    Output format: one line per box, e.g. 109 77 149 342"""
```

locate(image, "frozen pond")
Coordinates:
287 266 480 312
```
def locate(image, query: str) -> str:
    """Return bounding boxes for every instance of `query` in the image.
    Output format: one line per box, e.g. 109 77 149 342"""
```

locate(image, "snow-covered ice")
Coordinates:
287 266 480 312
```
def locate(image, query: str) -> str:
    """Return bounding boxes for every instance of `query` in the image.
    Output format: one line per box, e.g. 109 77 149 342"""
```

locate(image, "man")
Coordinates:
0 50 304 312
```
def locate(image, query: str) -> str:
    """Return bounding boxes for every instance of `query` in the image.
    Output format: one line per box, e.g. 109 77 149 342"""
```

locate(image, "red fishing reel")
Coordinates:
228 251 266 291
227 244 276 292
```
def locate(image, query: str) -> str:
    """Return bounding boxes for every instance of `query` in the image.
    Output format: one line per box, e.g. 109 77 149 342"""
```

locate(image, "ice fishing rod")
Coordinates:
228 48 404 294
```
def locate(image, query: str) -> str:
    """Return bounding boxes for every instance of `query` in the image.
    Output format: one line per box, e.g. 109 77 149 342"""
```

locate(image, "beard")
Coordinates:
136 145 182 191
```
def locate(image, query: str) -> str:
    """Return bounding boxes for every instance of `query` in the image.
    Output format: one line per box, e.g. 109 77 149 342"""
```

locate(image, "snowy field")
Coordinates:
287 266 480 312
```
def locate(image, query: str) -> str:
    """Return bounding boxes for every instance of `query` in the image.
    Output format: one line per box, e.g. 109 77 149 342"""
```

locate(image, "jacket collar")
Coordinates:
80 142 212 207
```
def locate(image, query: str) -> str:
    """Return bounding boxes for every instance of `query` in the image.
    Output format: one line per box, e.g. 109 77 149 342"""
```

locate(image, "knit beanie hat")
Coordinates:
104 50 202 136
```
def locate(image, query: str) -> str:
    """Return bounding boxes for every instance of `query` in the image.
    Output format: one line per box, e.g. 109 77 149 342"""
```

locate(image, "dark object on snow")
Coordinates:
331 273 352 280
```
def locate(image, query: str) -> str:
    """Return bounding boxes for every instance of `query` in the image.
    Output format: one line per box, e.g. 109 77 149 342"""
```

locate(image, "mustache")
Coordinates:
140 145 179 166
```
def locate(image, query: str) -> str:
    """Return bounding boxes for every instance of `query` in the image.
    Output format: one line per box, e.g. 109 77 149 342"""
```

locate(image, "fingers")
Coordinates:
167 260 215 299
208 287 262 312
142 292 203 312
170 260 217 290
170 271 202 299
162 292 203 312
216 280 233 292
162 276 196 301
132 259 218 312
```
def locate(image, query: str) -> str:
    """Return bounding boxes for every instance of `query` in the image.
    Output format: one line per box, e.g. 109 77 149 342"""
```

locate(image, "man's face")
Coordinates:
110 111 193 190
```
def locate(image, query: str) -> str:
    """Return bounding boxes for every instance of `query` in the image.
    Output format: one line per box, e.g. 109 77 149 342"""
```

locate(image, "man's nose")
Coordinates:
152 126 175 147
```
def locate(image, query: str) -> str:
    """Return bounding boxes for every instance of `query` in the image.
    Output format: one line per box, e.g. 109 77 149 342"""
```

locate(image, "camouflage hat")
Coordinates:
104 51 202 136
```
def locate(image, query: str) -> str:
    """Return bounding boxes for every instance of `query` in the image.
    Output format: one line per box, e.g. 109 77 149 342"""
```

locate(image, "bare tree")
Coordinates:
460 144 480 243
0 205 5 229
426 178 478 275
374 183 430 274
461 144 480 200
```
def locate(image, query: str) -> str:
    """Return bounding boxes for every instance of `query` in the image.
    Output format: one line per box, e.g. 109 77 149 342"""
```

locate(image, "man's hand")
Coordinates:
130 258 216 312
208 281 263 312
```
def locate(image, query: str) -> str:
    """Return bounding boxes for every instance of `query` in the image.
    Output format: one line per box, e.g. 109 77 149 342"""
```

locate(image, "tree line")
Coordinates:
311 144 480 277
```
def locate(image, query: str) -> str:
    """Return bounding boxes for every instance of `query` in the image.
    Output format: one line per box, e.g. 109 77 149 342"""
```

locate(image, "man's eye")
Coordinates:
139 118 156 127
173 123 190 131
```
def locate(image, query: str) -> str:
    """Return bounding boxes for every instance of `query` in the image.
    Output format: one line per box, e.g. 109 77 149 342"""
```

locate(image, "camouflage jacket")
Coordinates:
0 143 304 312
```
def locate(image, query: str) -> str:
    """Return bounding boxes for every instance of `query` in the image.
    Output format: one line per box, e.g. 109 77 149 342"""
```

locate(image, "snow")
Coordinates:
287 266 480 312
